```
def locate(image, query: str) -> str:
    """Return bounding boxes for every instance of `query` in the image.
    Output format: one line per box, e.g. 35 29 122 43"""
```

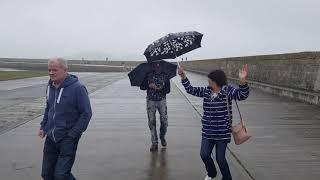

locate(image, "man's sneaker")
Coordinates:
204 175 213 180
150 144 158 152
160 138 167 147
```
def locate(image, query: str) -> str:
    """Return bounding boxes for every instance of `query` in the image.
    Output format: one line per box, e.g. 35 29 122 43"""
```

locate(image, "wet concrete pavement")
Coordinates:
0 72 320 179
0 73 249 180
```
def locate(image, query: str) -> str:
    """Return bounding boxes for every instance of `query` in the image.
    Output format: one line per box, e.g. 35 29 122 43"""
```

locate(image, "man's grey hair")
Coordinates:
48 57 68 70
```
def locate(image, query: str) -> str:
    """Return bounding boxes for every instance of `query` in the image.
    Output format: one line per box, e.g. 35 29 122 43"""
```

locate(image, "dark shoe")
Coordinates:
160 138 167 147
150 144 158 152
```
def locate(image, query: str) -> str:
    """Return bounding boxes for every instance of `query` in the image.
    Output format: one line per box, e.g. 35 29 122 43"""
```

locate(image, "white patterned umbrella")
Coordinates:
144 31 203 63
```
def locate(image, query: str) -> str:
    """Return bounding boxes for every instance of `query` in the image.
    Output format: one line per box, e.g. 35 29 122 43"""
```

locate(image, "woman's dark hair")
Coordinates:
207 69 227 87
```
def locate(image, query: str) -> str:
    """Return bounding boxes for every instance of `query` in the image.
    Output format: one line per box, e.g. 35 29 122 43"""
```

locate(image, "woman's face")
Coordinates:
208 79 219 90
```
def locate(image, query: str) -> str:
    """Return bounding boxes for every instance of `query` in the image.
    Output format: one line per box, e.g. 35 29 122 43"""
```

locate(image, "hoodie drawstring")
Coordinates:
46 85 50 100
57 88 64 104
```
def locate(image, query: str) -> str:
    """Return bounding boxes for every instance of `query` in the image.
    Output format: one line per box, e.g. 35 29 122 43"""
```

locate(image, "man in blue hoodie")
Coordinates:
39 58 92 180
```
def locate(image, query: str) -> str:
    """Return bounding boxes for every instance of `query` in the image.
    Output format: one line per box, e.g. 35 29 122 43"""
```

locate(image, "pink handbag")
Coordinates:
226 97 251 145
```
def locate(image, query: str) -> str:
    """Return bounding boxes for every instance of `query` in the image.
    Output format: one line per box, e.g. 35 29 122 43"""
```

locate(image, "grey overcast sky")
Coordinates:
0 0 319 60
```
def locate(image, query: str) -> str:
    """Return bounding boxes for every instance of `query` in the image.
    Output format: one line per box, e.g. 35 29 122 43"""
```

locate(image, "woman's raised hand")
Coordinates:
178 66 186 80
239 64 248 83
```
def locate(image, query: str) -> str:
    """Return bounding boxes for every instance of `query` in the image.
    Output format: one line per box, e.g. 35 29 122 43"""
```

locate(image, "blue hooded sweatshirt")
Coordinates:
40 74 92 143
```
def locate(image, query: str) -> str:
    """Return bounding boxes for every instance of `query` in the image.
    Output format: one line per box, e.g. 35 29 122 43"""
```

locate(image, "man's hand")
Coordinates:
38 129 45 139
149 83 157 89
178 66 186 80
149 83 162 91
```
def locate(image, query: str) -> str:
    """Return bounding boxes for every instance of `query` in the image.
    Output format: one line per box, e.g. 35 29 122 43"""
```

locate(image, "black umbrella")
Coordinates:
144 31 203 62
128 60 177 87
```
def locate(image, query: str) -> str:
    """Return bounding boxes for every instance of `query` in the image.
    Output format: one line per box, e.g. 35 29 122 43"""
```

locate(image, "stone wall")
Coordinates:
0 58 142 72
181 52 320 105
2 53 320 105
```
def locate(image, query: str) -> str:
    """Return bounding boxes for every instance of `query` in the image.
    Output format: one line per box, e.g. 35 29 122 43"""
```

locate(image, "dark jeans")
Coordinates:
41 136 80 180
200 138 232 180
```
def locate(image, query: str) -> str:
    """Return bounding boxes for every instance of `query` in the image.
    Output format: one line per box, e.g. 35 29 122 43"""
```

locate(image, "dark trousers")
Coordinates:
41 136 80 180
200 138 232 180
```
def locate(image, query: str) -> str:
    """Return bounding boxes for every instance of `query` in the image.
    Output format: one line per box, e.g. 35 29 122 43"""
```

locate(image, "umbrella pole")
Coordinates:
176 58 180 68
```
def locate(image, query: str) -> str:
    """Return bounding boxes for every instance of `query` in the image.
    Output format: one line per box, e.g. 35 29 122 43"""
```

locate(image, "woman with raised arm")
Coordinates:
177 65 249 180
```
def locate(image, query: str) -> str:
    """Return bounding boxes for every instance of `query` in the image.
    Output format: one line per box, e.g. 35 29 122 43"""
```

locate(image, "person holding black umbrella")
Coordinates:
132 31 202 152
140 61 171 152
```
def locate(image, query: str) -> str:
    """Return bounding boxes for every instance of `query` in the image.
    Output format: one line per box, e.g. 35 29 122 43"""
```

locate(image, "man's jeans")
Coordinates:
147 99 168 145
200 138 232 180
41 135 80 180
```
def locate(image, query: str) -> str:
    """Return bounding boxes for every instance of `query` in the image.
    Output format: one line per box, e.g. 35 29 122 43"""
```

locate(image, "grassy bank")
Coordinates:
0 71 48 81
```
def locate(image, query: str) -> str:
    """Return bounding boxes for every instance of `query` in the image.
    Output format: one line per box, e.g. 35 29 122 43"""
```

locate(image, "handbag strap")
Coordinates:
225 91 244 126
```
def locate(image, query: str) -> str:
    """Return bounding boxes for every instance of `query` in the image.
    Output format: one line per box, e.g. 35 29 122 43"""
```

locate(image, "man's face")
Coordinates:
48 61 67 83
152 63 161 74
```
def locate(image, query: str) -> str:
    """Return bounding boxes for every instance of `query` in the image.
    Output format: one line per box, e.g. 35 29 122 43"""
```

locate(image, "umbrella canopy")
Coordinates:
128 60 177 87
144 31 203 62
